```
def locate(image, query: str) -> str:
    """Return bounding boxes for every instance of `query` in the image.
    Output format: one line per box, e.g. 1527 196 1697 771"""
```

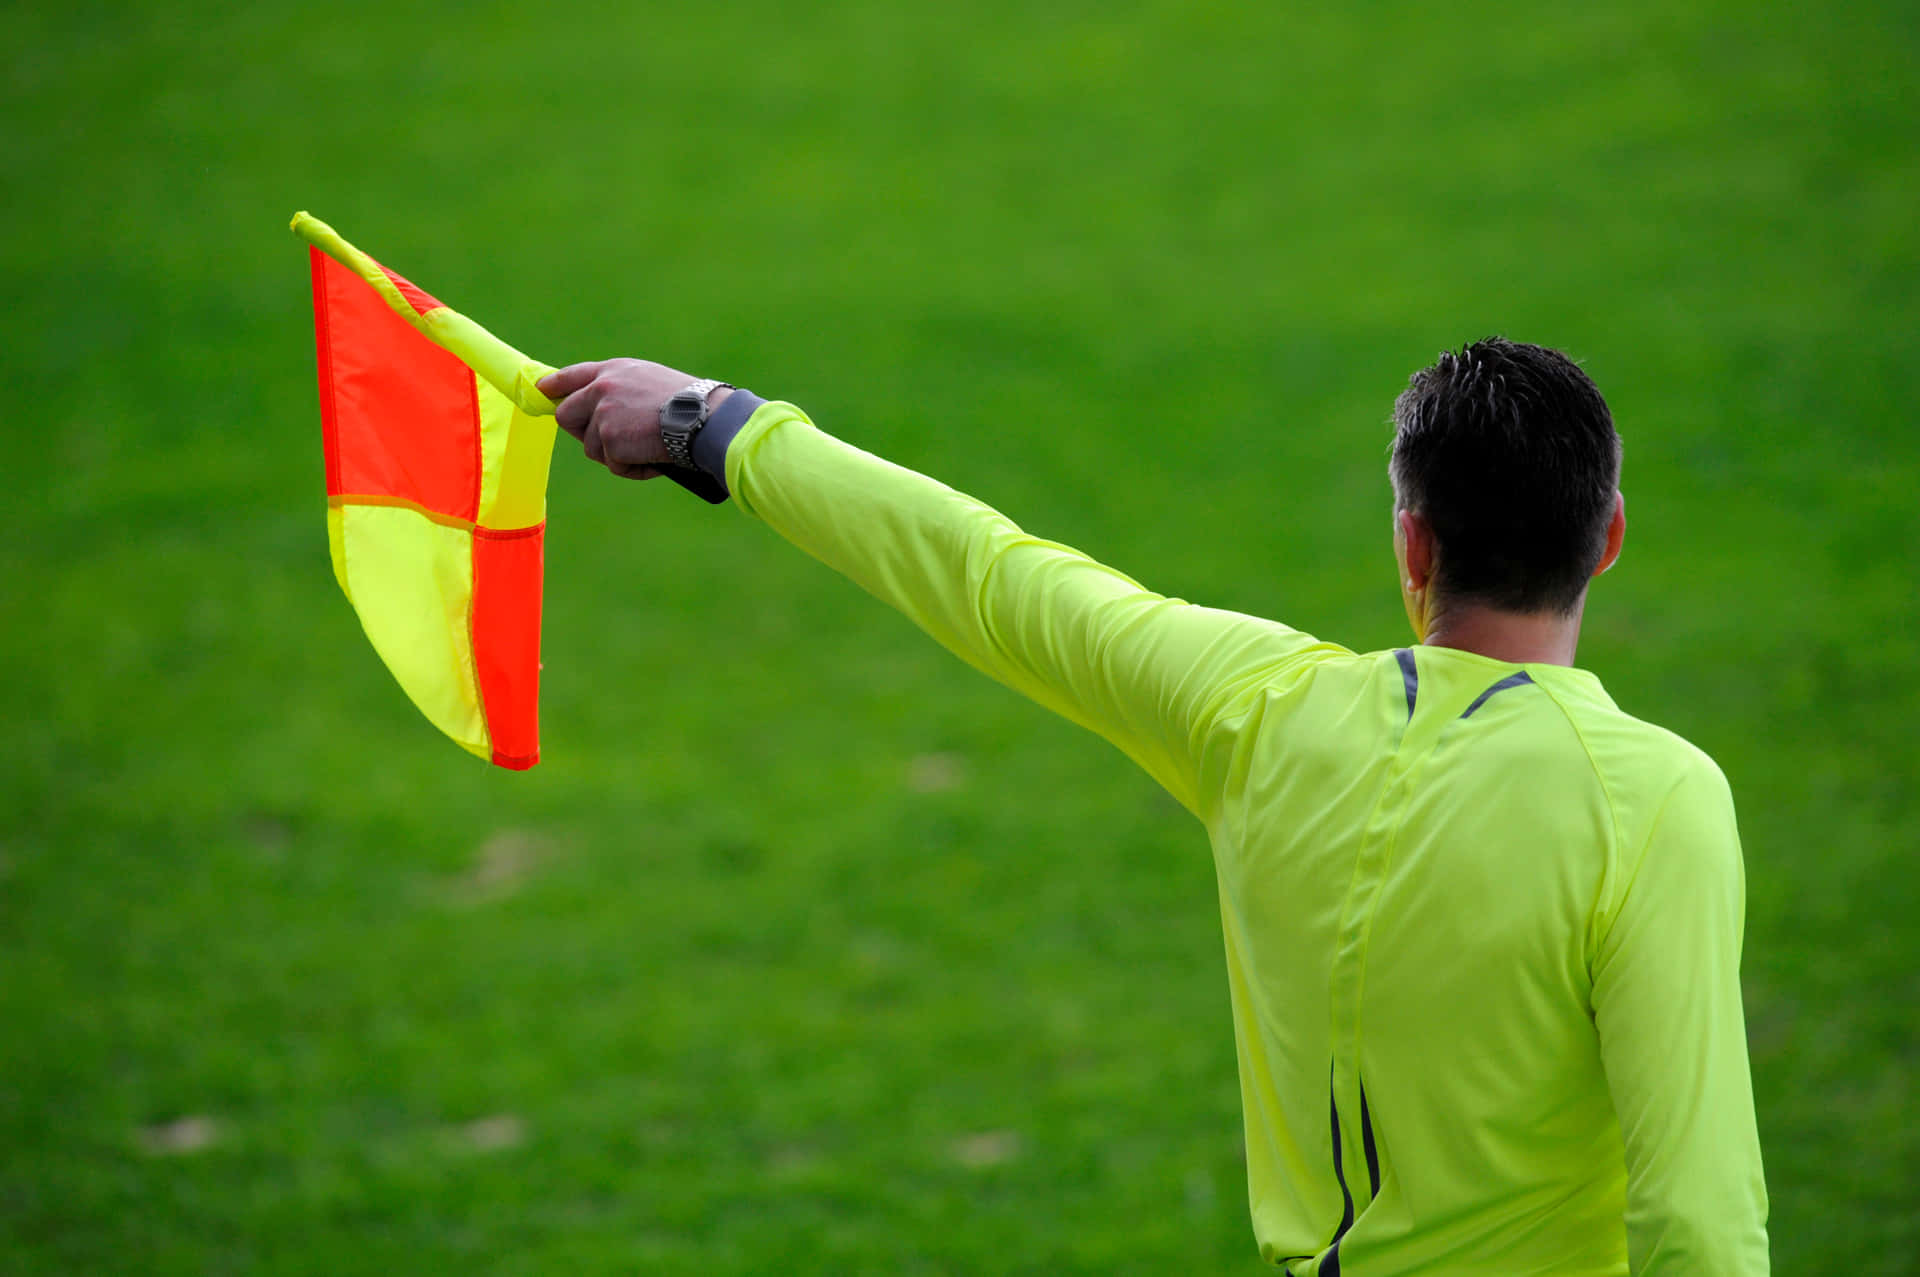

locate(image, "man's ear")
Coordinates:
1594 492 1626 576
1397 507 1435 593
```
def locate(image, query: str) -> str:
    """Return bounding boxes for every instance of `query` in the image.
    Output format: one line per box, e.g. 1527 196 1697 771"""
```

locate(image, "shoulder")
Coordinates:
1538 677 1731 811
1538 686 1742 943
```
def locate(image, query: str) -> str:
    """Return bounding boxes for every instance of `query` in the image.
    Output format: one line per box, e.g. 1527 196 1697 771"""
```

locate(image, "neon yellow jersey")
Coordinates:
726 403 1769 1275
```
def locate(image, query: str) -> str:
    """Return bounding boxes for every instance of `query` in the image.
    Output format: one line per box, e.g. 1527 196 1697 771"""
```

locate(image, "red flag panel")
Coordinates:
471 522 545 769
311 247 481 520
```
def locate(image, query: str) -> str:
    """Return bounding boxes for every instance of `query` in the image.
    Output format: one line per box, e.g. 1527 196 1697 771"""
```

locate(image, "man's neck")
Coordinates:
1420 597 1586 667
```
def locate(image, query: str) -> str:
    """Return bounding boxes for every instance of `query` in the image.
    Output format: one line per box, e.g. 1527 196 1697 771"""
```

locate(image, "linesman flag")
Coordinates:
293 212 557 769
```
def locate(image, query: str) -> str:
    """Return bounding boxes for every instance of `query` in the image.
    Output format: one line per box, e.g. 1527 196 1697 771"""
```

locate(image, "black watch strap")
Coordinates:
663 465 728 504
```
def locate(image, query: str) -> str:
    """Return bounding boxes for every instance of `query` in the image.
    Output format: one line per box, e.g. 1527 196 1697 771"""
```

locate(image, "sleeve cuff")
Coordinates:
691 389 766 500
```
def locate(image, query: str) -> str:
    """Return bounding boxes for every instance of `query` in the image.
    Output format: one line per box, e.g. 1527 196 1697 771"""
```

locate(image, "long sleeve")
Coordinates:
724 401 1345 818
1590 758 1770 1274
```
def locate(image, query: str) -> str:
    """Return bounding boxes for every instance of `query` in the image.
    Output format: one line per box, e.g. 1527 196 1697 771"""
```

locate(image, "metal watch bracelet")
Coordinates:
660 379 733 470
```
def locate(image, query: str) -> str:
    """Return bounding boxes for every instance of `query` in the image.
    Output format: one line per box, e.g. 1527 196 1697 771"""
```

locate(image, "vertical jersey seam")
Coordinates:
1528 677 1630 973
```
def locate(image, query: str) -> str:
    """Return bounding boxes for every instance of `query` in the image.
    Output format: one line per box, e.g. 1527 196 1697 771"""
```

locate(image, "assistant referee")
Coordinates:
539 338 1769 1275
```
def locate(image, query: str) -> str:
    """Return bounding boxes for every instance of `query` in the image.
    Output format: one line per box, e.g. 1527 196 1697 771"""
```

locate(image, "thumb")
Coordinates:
536 361 606 401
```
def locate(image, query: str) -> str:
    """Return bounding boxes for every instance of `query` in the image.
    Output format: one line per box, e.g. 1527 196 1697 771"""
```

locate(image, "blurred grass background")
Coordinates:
2 0 1915 1272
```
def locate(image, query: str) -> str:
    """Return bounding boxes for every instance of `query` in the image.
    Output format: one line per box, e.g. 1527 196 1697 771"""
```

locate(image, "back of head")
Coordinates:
1390 338 1621 615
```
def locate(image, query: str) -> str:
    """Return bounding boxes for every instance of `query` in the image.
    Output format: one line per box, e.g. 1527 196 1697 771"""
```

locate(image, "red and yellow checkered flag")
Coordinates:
293 212 557 769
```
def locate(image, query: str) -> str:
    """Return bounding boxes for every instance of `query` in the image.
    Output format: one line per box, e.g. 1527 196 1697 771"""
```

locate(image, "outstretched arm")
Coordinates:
538 360 1344 817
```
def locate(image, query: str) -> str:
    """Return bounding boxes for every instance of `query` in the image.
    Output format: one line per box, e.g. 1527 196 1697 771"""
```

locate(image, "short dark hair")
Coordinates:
1389 337 1621 614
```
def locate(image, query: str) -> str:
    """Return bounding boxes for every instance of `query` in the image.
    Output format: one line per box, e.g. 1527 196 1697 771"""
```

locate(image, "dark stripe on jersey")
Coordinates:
1360 1082 1380 1197
1394 648 1418 719
1325 1069 1356 1277
1460 670 1534 719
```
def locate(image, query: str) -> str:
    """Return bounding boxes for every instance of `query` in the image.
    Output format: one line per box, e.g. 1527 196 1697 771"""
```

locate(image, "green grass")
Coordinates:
3 1 1916 1271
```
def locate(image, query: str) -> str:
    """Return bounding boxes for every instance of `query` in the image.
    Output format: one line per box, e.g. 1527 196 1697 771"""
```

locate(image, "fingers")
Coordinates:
580 410 648 476
553 380 604 441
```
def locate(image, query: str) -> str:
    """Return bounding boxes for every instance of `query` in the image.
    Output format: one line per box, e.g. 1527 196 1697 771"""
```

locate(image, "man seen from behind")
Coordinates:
538 337 1769 1274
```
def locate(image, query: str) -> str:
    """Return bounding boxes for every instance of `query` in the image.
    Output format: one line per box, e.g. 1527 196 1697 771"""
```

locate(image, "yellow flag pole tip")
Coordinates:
290 211 342 250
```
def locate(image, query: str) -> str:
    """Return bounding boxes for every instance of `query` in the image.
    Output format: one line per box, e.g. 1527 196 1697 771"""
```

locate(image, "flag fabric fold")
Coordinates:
293 211 557 769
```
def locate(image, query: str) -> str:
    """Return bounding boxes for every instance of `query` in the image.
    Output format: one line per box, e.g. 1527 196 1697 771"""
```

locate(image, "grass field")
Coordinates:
3 1 1916 1272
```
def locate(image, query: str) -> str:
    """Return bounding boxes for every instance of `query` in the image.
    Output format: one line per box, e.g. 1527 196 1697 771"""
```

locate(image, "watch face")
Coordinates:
662 391 704 429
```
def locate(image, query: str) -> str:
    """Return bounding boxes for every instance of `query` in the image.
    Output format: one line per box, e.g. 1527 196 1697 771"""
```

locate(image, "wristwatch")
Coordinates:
659 379 733 471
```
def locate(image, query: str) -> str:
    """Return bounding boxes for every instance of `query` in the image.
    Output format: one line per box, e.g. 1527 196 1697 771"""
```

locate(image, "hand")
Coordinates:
538 359 731 481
